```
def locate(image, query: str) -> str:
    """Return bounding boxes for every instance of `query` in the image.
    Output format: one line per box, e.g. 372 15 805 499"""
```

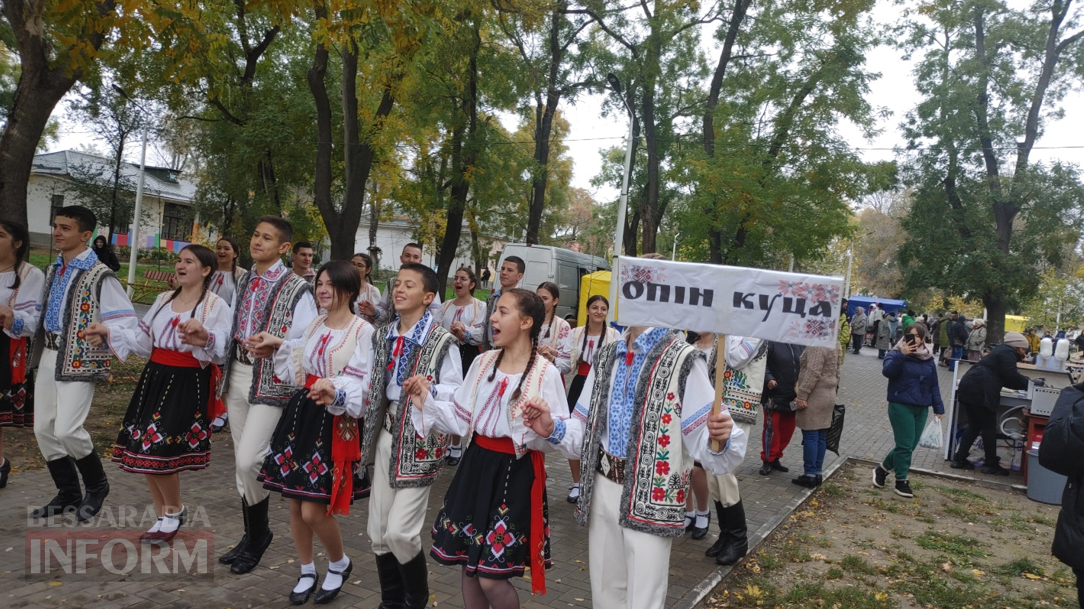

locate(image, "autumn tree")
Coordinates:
896 0 1084 343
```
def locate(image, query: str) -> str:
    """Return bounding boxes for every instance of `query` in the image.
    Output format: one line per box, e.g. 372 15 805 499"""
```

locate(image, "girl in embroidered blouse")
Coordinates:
0 220 45 490
351 252 383 325
564 295 619 504
251 260 375 605
208 237 247 432
86 244 231 542
405 288 579 608
535 282 572 378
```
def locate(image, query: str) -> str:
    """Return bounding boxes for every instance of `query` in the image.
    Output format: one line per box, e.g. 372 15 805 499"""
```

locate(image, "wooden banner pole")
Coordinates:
711 334 727 452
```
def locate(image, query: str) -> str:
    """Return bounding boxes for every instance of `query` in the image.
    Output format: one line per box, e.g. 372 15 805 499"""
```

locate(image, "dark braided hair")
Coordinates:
218 236 241 275
150 244 216 325
0 220 30 291
487 288 546 402
579 294 609 365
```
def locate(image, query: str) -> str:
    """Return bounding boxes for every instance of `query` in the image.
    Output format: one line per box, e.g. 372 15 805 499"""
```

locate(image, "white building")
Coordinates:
27 150 197 249
352 215 501 281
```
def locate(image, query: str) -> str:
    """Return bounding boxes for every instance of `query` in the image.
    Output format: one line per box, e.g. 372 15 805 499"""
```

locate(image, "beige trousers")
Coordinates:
588 474 673 609
707 420 752 507
226 362 282 504
33 348 96 461
369 428 432 563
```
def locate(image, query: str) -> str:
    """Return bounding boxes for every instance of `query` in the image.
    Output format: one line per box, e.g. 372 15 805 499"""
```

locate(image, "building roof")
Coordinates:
31 150 197 204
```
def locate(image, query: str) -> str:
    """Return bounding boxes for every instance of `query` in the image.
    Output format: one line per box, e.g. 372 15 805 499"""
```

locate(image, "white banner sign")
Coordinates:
615 257 843 348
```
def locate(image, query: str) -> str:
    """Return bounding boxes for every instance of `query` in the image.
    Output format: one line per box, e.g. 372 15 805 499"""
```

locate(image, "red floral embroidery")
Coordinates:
661 413 672 424
658 434 671 448
655 461 670 475
676 489 686 504
651 487 666 501
415 448 428 460
666 392 675 400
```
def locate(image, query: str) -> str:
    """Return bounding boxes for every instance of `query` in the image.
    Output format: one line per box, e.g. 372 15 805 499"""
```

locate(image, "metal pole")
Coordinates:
126 124 148 298
671 232 680 260
607 114 634 324
844 247 854 297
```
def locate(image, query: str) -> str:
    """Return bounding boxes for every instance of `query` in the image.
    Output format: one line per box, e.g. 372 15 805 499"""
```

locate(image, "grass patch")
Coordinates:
825 566 843 580
840 554 878 575
943 504 971 520
935 485 989 503
915 531 989 558
756 551 784 571
819 482 844 497
781 582 897 609
994 558 1046 578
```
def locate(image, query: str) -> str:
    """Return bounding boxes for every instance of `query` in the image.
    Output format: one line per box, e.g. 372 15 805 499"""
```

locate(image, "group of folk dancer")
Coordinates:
2 205 754 609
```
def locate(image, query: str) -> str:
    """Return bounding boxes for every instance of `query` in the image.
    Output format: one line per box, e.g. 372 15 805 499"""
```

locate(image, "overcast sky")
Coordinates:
50 1 1084 209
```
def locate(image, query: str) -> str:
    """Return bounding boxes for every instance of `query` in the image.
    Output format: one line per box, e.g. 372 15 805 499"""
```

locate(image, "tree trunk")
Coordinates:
525 10 565 245
0 0 117 225
984 294 1007 345
639 32 662 254
437 20 481 297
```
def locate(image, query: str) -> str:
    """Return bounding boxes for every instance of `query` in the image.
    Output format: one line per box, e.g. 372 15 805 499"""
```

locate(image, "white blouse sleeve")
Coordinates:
414 355 478 438
272 332 308 388
328 323 376 418
102 275 140 360
7 266 44 340
525 366 582 458
463 300 486 346
107 295 162 362
679 357 747 475
553 320 573 375
190 297 232 365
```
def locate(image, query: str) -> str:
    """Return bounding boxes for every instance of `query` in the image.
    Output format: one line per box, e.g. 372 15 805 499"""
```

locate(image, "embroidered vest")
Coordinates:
711 339 767 426
361 320 455 488
575 331 700 537
464 349 551 459
35 262 115 381
223 271 313 406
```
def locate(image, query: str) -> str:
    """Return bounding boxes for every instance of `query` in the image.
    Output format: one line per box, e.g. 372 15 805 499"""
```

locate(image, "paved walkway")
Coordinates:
0 345 1023 608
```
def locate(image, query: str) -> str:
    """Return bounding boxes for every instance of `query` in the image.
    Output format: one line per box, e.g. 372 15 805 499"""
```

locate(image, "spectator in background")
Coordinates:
950 313 969 369
951 332 1032 475
1027 327 1041 361
939 313 953 365
92 235 121 272
850 307 867 355
966 318 987 362
1073 328 1084 355
291 241 316 285
1037 382 1084 608
480 267 491 286
838 305 850 365
793 343 841 488
901 309 916 333
928 314 941 355
868 303 884 348
760 342 804 475
887 310 900 345
873 323 943 498
875 314 893 359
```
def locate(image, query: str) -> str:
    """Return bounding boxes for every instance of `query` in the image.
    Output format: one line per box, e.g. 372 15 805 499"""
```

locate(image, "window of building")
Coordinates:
50 195 64 224
161 203 189 241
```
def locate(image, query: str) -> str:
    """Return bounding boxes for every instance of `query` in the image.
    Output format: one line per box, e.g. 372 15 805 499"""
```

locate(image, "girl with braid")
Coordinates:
86 244 231 542
535 282 572 378
407 289 580 607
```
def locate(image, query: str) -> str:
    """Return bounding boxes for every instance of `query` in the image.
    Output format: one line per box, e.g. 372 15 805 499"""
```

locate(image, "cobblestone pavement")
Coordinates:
0 345 1023 609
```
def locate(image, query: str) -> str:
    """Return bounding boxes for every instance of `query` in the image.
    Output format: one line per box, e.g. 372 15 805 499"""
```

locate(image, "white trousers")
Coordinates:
226 362 282 505
706 420 752 507
33 348 96 461
369 428 432 563
588 474 673 609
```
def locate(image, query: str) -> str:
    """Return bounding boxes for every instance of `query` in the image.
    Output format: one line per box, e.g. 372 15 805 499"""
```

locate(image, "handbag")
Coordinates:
918 417 943 450
825 404 846 455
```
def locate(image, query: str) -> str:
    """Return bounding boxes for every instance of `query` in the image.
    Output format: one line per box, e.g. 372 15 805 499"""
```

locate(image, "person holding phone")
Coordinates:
873 323 944 498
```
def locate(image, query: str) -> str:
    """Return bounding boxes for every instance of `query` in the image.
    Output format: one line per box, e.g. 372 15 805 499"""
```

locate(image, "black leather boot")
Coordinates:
219 499 250 564
231 496 273 574
31 457 82 518
705 500 729 558
0 457 11 489
74 452 110 522
716 500 749 566
398 552 429 609
375 552 406 609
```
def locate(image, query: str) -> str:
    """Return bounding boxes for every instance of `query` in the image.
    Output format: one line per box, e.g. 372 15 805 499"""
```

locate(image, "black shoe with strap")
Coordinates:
74 452 110 522
220 499 250 565
374 552 406 609
0 457 10 489
290 571 320 605
231 496 273 574
31 457 82 519
314 559 352 604
691 511 711 540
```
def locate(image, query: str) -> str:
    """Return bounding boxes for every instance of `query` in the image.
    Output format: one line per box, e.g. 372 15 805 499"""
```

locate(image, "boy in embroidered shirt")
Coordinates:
361 263 462 609
569 323 746 609
367 243 441 324
184 215 318 575
31 206 138 522
481 256 524 350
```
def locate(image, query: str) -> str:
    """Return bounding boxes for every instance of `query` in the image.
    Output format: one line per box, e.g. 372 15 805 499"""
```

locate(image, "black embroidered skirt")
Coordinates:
0 332 33 428
430 440 551 580
259 388 364 504
112 361 212 474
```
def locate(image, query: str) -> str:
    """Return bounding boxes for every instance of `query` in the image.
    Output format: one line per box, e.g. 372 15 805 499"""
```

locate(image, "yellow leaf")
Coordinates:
1023 572 1042 580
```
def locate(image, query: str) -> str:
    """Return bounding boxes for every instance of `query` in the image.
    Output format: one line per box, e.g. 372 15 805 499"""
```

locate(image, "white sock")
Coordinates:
213 416 226 426
294 562 317 593
695 510 710 528
684 510 695 525
159 515 180 533
146 517 163 534
322 555 350 590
